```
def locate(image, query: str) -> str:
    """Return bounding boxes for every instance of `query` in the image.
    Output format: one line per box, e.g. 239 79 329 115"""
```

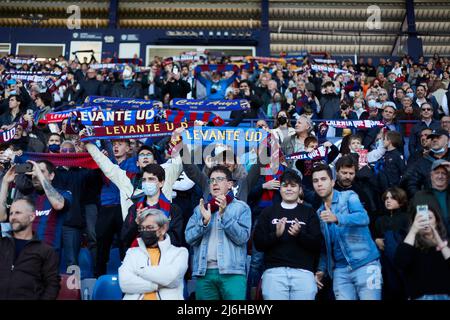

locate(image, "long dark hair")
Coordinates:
412 206 448 251
274 110 292 128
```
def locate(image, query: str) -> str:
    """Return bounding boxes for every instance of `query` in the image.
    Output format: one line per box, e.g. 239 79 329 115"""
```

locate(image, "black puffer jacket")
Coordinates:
0 236 60 300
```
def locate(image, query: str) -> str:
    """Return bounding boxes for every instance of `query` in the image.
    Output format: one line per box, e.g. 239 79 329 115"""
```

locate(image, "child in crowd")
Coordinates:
374 187 410 300
295 136 339 191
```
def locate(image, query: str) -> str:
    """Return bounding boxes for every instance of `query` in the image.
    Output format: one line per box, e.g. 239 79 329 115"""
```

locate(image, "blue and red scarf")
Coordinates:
129 192 172 248
14 152 99 169
259 165 285 208
205 190 235 213
134 192 171 218
165 109 224 126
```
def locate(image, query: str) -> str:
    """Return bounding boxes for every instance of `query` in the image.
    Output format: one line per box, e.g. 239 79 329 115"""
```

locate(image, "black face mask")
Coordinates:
278 116 287 125
140 230 159 247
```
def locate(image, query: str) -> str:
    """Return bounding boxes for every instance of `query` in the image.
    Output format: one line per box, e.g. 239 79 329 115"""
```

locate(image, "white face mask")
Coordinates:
431 147 445 154
142 182 159 197
122 68 132 80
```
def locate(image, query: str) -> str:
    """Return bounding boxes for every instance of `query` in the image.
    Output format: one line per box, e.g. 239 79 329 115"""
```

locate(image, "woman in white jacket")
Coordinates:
119 208 189 300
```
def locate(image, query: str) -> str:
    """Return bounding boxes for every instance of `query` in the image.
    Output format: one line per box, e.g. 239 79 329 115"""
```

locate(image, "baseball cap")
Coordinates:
431 159 449 171
428 128 449 139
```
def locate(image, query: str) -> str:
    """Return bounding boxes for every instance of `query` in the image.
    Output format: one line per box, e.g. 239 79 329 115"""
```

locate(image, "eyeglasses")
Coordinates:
421 108 432 111
379 93 387 96
207 176 228 184
139 153 154 159
138 225 160 232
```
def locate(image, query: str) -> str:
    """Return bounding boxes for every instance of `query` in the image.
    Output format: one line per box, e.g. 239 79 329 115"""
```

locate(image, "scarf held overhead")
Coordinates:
73 108 158 126
80 121 193 142
182 126 267 149
14 152 99 169
165 109 224 126
171 99 250 112
84 96 162 110
322 120 385 129
285 146 329 161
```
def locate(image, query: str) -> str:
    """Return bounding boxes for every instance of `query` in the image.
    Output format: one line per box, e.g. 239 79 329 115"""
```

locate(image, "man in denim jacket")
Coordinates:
185 165 251 300
312 163 382 300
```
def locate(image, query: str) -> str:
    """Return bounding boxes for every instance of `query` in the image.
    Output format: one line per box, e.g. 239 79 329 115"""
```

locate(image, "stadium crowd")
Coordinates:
0 51 449 300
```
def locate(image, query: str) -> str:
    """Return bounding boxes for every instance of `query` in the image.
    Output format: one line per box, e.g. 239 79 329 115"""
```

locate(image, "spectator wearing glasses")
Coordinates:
185 165 251 300
414 84 440 120
119 208 188 300
408 102 441 157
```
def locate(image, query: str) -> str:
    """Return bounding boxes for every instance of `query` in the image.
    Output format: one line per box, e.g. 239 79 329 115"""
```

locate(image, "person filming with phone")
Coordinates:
394 205 450 300
161 65 191 99
0 161 72 257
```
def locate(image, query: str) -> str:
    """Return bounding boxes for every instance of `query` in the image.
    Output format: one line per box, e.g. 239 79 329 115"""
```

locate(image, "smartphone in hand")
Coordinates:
15 163 33 174
416 205 429 227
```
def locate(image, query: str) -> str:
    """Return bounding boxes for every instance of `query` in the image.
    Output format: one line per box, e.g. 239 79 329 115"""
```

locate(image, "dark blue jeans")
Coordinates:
246 218 265 299
62 226 82 267
84 204 98 269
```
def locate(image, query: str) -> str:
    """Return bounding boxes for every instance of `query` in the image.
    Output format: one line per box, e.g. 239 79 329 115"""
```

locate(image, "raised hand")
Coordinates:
1 165 17 185
215 195 227 216
320 203 338 224
262 179 280 190
288 218 302 237
199 198 211 226
275 217 287 237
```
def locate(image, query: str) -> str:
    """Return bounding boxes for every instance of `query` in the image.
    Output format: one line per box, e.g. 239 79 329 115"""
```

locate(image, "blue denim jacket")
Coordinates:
317 190 379 277
185 198 251 276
